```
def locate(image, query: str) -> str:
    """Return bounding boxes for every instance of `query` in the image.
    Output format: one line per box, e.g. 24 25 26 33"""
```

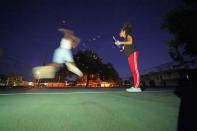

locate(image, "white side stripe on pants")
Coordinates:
134 52 140 88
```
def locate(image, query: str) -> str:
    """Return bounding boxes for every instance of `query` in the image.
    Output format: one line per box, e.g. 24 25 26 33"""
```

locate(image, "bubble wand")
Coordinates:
113 36 122 49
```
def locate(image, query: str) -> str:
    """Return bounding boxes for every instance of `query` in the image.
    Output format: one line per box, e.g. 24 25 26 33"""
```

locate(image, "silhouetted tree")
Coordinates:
161 0 197 66
74 50 121 86
74 50 103 86
100 63 121 82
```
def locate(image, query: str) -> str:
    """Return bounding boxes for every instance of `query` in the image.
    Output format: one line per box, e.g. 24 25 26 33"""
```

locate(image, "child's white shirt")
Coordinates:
60 38 72 49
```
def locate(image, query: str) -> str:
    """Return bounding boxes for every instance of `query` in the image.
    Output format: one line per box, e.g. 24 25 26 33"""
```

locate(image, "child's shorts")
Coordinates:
52 47 74 63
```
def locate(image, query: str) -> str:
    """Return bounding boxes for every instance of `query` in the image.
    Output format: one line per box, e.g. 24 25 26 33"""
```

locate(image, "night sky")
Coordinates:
0 0 181 81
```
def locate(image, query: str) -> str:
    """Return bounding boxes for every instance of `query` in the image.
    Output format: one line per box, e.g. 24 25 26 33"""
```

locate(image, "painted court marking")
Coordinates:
0 90 173 96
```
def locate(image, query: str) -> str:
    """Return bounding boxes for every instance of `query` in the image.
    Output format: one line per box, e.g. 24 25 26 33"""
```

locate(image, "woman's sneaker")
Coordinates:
126 87 142 92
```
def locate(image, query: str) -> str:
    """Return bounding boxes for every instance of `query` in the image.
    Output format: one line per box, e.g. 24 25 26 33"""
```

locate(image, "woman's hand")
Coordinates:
120 49 124 52
115 41 121 45
120 46 124 52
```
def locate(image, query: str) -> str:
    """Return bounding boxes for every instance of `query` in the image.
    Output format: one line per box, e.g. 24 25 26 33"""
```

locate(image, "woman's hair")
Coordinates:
122 22 132 36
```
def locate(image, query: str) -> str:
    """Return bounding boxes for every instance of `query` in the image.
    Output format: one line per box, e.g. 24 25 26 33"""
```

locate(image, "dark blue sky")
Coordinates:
0 0 181 80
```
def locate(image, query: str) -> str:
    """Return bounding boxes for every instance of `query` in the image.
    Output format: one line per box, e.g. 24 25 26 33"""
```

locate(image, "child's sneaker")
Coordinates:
126 87 142 92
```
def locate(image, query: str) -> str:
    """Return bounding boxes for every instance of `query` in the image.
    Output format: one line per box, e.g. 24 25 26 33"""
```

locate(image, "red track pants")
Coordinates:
128 51 140 88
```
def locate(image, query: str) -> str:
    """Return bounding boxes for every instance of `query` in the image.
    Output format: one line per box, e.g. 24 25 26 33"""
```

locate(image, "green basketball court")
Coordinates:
0 88 180 131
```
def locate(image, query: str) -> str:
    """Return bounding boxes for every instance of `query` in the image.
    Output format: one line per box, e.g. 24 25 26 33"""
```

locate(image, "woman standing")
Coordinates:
115 23 142 92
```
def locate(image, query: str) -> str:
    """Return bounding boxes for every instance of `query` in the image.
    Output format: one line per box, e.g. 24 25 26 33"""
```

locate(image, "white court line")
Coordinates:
0 92 112 96
0 94 16 96
0 90 173 96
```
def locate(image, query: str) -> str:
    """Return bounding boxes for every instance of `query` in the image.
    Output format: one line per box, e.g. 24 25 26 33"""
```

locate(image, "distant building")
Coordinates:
0 74 23 86
141 69 193 87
